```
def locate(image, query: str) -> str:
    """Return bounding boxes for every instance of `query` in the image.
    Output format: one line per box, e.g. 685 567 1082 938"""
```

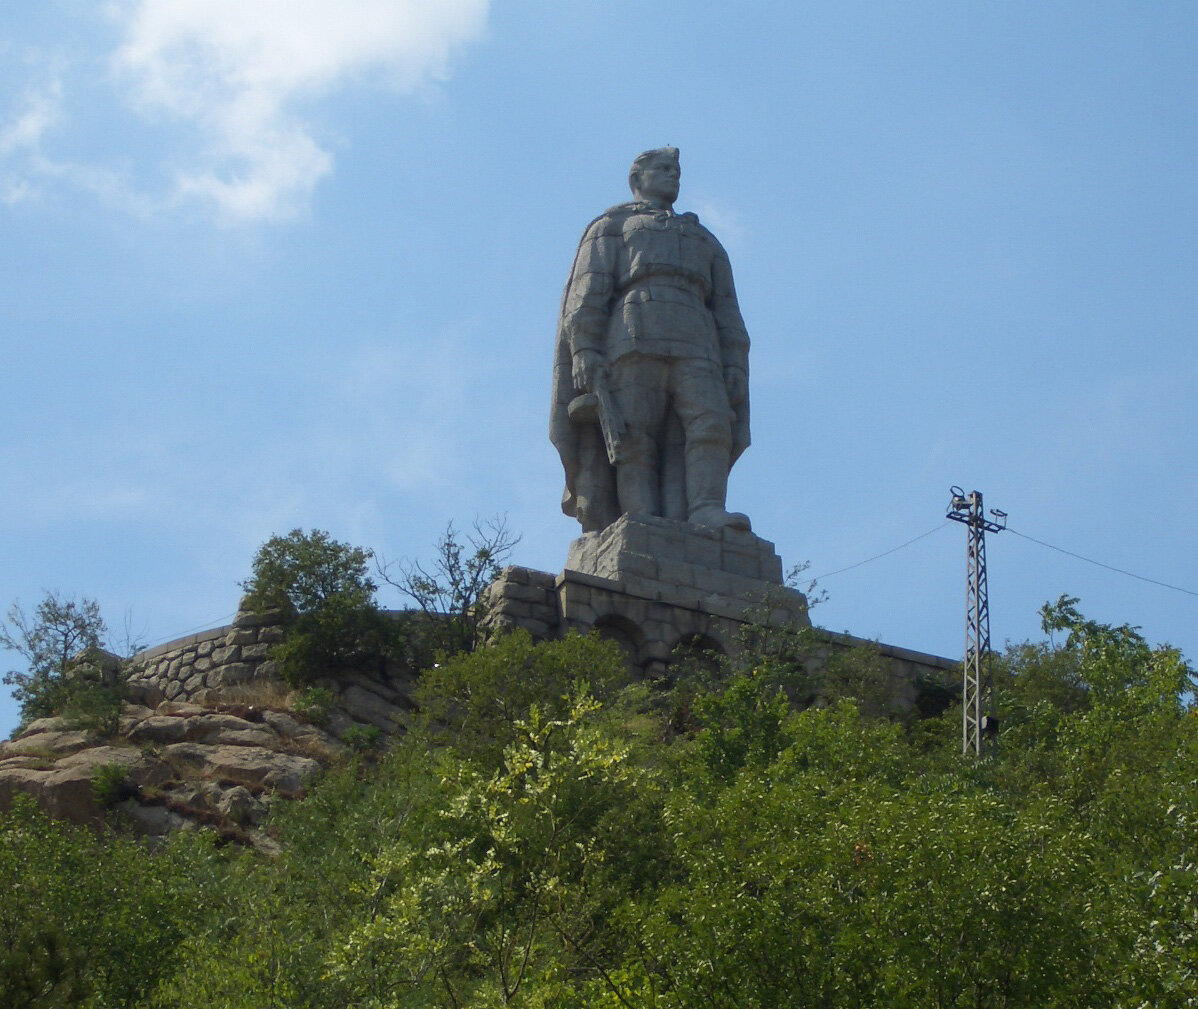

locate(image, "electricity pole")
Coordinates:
946 488 1006 757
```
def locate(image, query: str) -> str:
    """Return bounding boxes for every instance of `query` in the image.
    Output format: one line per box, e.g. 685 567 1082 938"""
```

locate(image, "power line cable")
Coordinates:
139 611 239 651
812 522 950 581
1006 527 1198 599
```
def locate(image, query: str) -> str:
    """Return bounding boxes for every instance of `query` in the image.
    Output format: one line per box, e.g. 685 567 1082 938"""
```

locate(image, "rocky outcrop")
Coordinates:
0 699 346 849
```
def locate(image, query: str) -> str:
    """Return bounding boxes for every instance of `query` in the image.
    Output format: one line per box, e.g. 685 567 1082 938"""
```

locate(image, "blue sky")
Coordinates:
2 1 1195 737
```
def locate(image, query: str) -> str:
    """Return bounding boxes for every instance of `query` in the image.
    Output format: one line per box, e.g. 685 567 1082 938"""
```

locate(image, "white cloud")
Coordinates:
2 2 489 221
688 189 748 252
109 0 490 221
0 78 62 204
0 80 60 157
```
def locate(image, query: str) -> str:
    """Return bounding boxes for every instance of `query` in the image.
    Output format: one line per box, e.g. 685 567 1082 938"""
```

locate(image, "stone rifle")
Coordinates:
567 367 626 466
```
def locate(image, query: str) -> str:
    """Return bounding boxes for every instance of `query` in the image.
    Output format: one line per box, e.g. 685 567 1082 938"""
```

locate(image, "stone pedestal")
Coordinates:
485 515 809 677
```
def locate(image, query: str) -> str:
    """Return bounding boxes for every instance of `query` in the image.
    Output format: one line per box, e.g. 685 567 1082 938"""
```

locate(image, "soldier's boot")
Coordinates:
685 440 751 532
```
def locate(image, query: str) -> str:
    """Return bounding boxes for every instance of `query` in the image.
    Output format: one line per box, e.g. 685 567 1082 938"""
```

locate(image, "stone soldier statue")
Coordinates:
551 147 752 533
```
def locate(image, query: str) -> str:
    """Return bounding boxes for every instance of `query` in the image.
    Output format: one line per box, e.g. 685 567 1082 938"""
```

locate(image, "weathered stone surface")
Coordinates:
126 681 165 708
339 685 409 732
20 716 70 736
0 729 100 758
114 799 192 836
0 746 145 825
232 604 291 629
261 710 340 751
217 784 264 825
214 663 255 686
225 627 258 646
127 716 189 745
157 701 205 716
342 672 401 704
162 743 321 794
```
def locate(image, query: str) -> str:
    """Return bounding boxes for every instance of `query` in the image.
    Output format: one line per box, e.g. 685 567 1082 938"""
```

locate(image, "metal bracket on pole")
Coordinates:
946 488 1006 757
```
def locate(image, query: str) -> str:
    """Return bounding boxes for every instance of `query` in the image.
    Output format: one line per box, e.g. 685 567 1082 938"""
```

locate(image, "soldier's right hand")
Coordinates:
572 350 606 393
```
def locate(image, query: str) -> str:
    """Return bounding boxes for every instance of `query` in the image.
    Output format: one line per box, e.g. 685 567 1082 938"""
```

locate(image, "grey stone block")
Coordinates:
683 535 721 567
520 618 553 638
720 547 761 579
617 574 663 602
655 557 700 591
225 628 258 646
216 663 255 686
496 582 551 604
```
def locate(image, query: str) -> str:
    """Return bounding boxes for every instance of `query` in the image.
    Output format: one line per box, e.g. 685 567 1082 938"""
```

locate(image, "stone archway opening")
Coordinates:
590 613 647 677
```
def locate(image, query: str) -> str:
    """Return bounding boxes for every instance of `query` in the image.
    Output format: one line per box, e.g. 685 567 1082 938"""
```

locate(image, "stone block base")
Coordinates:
485 515 811 677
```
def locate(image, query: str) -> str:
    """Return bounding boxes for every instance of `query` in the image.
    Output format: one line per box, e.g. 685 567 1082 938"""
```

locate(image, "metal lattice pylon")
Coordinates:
947 488 1006 756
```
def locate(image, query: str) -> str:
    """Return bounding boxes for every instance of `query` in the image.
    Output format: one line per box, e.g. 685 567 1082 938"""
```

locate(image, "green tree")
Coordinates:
331 688 660 1008
414 629 632 763
241 528 376 615
241 528 403 685
1 591 116 728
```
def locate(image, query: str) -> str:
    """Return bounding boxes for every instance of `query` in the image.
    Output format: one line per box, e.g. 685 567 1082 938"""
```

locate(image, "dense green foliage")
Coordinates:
240 529 406 685
3 601 1195 1008
0 796 221 1007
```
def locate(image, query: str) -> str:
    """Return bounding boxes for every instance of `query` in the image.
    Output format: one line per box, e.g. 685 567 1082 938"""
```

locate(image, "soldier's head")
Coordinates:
629 147 680 206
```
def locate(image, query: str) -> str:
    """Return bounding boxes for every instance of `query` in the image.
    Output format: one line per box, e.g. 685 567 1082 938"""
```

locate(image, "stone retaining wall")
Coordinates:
126 607 287 708
124 603 418 739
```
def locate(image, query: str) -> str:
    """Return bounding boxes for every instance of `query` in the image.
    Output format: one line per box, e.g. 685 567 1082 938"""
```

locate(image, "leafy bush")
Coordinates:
292 686 335 726
241 529 405 685
414 629 632 761
90 762 132 807
64 684 125 736
341 725 381 753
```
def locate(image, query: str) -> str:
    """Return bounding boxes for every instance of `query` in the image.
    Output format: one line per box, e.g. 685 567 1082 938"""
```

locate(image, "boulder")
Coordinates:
217 785 264 825
0 729 100 758
156 701 205 716
183 713 277 748
127 716 189 745
339 685 410 733
114 799 192 836
161 743 322 795
0 746 145 826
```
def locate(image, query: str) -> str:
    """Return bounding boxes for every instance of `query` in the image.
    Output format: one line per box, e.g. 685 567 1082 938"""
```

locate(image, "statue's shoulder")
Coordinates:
579 202 642 240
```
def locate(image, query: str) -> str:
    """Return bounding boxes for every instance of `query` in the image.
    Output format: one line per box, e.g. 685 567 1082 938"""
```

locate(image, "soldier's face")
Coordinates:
636 157 680 204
